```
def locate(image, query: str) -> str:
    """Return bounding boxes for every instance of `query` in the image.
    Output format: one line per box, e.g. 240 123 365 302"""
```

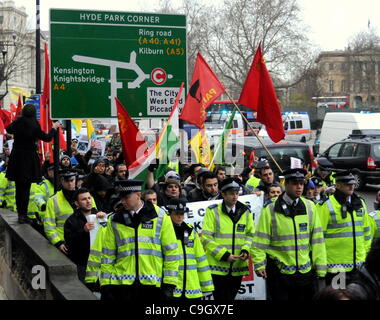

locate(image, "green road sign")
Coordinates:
50 9 187 119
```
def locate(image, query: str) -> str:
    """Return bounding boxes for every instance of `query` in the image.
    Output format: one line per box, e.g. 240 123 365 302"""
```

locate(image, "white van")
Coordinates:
318 112 380 153
282 112 312 142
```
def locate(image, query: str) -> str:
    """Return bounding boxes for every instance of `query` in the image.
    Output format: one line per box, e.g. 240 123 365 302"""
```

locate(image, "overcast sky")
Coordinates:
10 0 380 51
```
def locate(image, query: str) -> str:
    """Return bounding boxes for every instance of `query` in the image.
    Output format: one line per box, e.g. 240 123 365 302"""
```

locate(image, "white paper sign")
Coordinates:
183 193 266 300
87 214 108 248
290 157 302 169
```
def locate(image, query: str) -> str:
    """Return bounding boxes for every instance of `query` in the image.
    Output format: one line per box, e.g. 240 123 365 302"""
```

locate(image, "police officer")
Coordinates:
316 170 372 285
368 191 380 240
166 198 214 300
201 177 255 301
252 168 327 301
44 170 94 253
92 179 179 301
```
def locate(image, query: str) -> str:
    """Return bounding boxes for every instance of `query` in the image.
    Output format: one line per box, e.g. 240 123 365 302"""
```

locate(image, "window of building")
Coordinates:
329 63 334 71
341 62 349 72
0 16 3 24
354 80 362 92
329 80 334 93
341 80 347 92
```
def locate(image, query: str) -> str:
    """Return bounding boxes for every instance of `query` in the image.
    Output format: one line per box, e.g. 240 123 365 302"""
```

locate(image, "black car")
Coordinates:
316 131 380 189
231 137 316 175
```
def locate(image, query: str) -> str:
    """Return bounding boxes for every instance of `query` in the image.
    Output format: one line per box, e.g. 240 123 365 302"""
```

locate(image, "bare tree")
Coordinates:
0 27 31 101
200 0 316 97
155 0 316 98
345 27 380 108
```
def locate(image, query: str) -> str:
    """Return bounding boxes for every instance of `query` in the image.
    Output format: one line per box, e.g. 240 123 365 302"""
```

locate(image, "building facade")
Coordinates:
316 50 380 109
0 0 46 110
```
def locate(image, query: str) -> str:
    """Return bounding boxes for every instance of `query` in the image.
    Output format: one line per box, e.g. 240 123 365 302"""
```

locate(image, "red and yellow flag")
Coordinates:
180 53 225 128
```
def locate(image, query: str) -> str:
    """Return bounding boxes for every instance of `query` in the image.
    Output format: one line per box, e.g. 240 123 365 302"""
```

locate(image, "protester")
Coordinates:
142 189 158 206
214 166 226 184
114 163 128 181
64 188 106 283
187 171 220 202
267 182 283 200
5 103 61 224
183 163 203 194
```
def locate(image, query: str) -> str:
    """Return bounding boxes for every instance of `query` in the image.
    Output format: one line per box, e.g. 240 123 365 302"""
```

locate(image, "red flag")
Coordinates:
59 127 67 150
238 44 285 143
115 97 149 167
16 95 23 118
0 116 4 135
40 42 53 132
39 42 54 161
0 109 12 128
180 53 225 128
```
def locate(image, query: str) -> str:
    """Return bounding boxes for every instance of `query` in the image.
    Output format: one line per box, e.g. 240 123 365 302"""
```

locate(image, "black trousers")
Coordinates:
15 180 32 218
212 274 243 301
266 268 317 301
100 284 161 301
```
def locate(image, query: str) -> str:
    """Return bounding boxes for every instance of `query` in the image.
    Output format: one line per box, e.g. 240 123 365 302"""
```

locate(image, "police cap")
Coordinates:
283 168 307 182
333 171 356 185
115 179 144 196
311 176 323 187
166 198 188 215
220 177 241 192
59 169 77 181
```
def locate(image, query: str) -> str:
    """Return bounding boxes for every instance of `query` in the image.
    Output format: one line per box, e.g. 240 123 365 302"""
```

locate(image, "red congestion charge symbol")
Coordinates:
151 68 167 85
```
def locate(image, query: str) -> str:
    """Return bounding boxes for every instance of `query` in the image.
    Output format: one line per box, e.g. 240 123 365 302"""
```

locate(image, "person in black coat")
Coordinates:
64 187 106 284
5 104 61 224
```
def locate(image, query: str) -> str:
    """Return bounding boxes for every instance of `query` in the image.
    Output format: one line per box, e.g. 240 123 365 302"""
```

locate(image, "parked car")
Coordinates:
232 137 316 175
316 130 380 189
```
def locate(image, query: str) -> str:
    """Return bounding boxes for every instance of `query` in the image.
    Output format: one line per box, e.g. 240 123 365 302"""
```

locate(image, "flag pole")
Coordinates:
224 90 283 173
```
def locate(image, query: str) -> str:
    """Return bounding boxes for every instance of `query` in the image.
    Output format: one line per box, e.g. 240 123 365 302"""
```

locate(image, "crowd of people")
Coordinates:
1 103 380 301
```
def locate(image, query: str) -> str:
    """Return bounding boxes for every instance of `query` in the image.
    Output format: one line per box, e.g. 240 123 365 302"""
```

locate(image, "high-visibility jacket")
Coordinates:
43 190 96 246
172 222 214 299
85 223 108 285
252 196 327 277
368 210 380 240
201 201 255 276
317 194 372 273
245 176 261 191
94 205 179 288
0 172 8 207
3 178 16 211
168 160 179 173
35 179 55 222
27 183 42 222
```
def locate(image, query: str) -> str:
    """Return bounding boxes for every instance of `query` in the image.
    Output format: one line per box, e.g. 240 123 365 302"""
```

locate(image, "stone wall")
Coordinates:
0 209 96 300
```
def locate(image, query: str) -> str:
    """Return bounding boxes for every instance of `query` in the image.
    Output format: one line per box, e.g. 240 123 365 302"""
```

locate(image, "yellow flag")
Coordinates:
72 120 83 134
86 119 96 140
190 129 213 170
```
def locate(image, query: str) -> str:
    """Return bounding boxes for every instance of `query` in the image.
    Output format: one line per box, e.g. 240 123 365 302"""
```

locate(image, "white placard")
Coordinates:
290 157 302 169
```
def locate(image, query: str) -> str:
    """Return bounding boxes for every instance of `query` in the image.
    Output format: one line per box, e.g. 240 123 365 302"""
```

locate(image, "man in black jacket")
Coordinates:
64 188 106 284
